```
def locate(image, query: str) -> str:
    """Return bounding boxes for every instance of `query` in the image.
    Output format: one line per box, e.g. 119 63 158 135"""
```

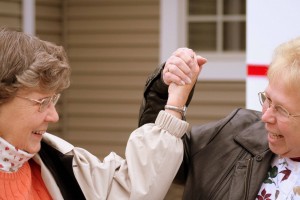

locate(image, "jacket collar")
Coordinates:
234 120 269 156
42 133 74 154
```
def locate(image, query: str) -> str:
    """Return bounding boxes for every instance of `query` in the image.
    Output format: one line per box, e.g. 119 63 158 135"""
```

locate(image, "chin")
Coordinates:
27 144 42 154
269 145 283 156
269 146 291 157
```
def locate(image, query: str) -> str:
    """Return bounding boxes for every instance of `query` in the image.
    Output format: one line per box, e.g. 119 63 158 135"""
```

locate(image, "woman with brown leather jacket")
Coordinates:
139 38 300 200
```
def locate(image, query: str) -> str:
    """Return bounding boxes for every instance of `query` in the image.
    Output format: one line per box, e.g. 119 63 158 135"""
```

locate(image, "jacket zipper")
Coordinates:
243 157 253 200
208 150 247 200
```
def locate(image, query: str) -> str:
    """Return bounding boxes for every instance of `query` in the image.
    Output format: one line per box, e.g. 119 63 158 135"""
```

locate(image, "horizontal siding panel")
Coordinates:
191 90 245 104
48 122 61 131
0 1 20 16
65 130 130 144
69 61 158 74
188 115 236 126
68 19 158 32
68 5 158 18
65 0 160 161
36 0 62 45
187 81 246 125
68 0 158 6
68 89 143 102
187 104 243 119
196 81 245 90
68 33 158 46
36 4 61 19
36 20 61 33
37 34 61 45
48 125 63 138
0 16 20 29
67 103 140 117
70 74 147 88
67 116 137 130
68 47 158 60
36 0 61 6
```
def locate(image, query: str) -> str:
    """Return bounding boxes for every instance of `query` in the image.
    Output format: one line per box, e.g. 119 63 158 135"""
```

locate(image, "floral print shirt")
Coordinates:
257 156 300 200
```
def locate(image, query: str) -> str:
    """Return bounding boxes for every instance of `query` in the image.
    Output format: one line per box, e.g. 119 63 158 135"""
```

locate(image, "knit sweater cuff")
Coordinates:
155 111 189 138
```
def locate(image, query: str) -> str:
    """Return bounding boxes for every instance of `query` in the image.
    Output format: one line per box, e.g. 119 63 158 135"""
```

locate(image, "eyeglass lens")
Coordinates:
40 94 60 112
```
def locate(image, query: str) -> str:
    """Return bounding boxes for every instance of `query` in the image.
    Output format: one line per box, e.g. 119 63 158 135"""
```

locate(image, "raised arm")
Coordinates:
138 48 207 126
105 48 206 200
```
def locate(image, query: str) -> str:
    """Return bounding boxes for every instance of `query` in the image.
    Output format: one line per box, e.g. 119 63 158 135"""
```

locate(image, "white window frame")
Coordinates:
160 0 246 81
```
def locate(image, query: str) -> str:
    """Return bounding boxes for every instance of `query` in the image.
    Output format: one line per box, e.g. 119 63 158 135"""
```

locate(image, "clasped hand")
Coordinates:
164 48 207 108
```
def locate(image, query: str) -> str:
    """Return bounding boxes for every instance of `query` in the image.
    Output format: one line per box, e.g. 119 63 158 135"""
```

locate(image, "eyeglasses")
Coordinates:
16 94 61 112
258 92 300 120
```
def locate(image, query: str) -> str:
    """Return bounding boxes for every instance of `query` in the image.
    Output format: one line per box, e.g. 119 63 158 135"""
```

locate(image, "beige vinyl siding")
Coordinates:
65 0 160 159
0 0 21 30
188 80 245 125
36 0 63 44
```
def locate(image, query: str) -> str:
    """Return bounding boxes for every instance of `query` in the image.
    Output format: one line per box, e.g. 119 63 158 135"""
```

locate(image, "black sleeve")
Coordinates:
138 62 195 127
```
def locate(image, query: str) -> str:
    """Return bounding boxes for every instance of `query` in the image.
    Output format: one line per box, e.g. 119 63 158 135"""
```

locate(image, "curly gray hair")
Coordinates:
0 27 70 104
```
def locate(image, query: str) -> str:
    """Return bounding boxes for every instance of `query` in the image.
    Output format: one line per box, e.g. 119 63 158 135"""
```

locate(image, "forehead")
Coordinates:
17 87 53 96
266 81 300 111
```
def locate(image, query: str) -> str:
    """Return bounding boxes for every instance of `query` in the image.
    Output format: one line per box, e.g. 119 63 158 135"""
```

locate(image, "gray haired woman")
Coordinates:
0 27 206 200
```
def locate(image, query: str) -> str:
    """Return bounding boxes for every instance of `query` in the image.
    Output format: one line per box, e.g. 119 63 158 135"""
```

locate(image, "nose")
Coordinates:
45 103 59 123
261 106 276 124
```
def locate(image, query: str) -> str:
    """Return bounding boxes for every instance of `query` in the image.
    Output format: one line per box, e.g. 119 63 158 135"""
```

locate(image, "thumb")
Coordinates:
196 55 207 66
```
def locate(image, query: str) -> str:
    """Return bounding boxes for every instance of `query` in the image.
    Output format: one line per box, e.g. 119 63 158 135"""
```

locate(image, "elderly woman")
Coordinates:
139 37 300 199
0 27 206 200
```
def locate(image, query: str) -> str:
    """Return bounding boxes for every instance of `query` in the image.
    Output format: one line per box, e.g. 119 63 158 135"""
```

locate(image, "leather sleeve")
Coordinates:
138 62 195 127
138 63 168 127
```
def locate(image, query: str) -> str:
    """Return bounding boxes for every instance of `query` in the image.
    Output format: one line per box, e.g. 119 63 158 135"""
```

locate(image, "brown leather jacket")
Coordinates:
138 64 274 200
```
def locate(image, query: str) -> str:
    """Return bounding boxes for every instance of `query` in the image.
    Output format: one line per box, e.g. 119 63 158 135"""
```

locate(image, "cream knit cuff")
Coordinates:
155 110 189 138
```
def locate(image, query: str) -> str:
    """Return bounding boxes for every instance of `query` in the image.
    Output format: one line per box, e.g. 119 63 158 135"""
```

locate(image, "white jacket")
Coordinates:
34 111 188 200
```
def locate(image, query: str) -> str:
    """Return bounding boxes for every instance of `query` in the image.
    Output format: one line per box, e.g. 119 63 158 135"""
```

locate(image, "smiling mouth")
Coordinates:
269 132 283 139
32 131 44 135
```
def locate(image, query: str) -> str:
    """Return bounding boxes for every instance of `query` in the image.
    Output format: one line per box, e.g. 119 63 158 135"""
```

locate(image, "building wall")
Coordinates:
0 0 245 199
0 0 22 30
62 0 160 159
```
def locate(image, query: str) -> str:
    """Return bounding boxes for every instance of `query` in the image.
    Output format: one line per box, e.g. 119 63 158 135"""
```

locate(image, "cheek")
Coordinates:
280 121 300 141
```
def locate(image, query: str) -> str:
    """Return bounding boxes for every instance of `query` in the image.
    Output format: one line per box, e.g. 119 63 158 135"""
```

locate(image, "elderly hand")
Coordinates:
164 48 207 118
162 48 207 86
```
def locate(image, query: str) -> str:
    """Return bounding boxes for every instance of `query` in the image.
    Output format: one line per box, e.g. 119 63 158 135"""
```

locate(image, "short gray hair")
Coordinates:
268 37 300 93
0 27 70 104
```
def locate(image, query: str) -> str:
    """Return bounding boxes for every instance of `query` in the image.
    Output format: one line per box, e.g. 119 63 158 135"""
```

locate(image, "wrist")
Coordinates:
165 104 187 119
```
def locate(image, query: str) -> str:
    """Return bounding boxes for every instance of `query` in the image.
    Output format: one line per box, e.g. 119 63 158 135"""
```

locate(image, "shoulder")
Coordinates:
189 108 266 152
191 108 262 134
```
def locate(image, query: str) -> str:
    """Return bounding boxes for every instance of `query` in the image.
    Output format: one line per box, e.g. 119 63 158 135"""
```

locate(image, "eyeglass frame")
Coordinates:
16 93 61 112
258 92 300 119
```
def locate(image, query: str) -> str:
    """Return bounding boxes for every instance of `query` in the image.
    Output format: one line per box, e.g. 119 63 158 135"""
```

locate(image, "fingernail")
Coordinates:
181 81 186 85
